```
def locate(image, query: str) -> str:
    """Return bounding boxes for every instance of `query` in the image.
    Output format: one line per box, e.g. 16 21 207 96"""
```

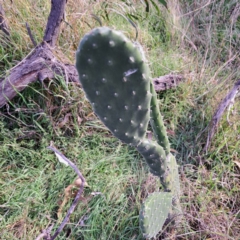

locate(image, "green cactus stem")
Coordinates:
150 81 170 154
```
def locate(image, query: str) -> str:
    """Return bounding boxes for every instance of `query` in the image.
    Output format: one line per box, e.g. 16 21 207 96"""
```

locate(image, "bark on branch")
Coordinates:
0 0 78 107
0 42 79 107
43 0 67 47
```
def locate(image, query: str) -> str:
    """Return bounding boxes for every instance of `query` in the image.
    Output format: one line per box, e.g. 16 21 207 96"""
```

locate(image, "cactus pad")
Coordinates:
76 27 151 146
167 153 180 197
139 192 172 238
167 154 182 219
136 139 170 190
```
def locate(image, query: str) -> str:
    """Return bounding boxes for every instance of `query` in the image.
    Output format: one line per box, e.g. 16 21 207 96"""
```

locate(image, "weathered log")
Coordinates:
0 42 79 107
0 0 75 108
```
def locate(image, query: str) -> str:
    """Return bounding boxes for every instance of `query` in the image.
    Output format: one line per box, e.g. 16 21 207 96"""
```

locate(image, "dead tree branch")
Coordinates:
0 0 79 107
43 0 67 47
26 22 37 47
0 42 79 107
205 79 240 151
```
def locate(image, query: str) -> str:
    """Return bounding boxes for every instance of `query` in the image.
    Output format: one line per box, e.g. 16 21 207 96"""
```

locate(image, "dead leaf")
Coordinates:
91 192 102 196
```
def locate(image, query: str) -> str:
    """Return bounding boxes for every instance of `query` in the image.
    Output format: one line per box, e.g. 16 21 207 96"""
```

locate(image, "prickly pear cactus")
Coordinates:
76 27 181 238
139 192 172 238
76 27 151 146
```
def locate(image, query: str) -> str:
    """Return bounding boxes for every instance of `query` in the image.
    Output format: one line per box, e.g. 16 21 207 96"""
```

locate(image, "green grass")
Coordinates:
0 0 240 239
0 122 154 239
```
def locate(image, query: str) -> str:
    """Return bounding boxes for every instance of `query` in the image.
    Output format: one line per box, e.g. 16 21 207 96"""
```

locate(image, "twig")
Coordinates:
35 146 85 240
205 79 240 151
26 22 37 47
48 146 85 240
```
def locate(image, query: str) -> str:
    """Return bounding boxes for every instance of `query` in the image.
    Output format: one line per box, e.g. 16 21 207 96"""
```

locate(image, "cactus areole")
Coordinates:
76 27 152 146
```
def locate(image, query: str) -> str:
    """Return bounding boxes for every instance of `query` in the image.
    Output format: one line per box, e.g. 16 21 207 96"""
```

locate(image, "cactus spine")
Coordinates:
76 27 181 238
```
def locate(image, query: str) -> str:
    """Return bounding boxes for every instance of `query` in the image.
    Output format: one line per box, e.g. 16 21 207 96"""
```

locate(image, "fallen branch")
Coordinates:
0 42 79 107
0 0 79 107
205 79 240 151
35 146 86 240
